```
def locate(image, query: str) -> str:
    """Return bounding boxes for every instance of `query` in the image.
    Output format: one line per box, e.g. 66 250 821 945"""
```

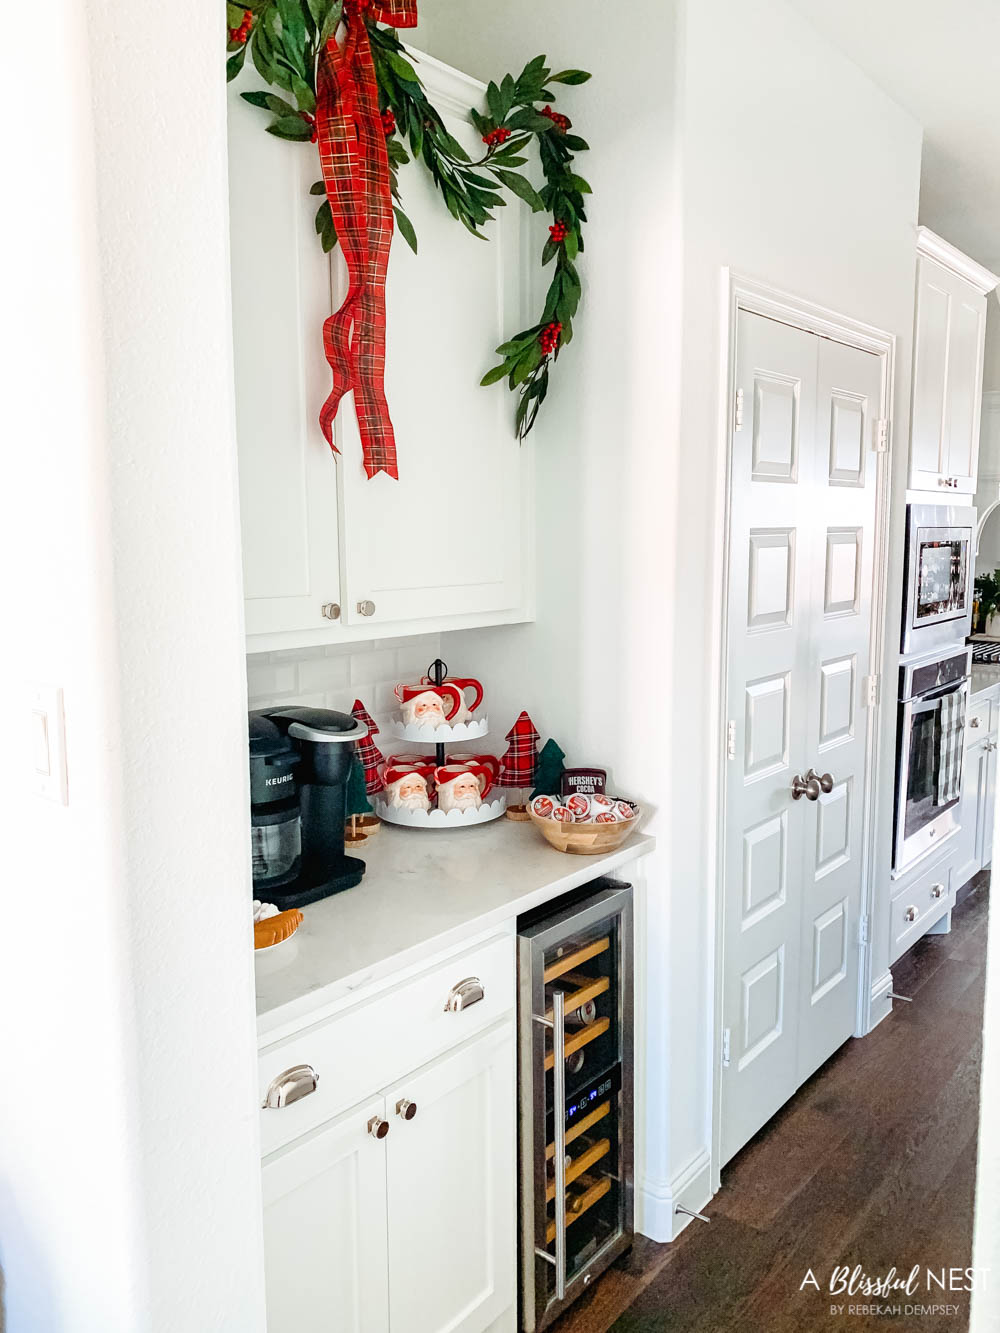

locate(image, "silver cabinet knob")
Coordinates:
970 716 981 728
790 773 820 801
904 905 918 923
805 768 834 794
357 599 376 617
367 1115 390 1139
321 602 341 620
930 883 945 900
261 1064 319 1110
395 1098 417 1121
444 976 485 1012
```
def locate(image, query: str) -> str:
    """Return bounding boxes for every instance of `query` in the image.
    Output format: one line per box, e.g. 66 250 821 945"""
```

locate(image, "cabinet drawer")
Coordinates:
965 698 992 744
890 863 953 962
259 934 515 1155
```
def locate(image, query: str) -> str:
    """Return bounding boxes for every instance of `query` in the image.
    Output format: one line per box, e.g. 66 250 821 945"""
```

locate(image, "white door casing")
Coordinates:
261 1096 390 1333
720 310 884 1165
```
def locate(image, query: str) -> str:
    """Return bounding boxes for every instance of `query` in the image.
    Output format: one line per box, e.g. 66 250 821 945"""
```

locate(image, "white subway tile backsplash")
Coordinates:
245 636 442 736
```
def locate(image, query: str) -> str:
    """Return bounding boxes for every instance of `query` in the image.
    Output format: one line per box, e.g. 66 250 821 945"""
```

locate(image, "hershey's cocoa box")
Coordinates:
560 767 607 797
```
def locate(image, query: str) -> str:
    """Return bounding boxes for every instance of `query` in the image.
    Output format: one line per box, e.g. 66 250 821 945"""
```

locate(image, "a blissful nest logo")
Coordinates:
799 1265 989 1319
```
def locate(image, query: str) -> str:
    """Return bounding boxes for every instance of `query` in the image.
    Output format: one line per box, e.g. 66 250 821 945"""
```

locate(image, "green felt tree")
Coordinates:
344 753 372 842
531 739 567 799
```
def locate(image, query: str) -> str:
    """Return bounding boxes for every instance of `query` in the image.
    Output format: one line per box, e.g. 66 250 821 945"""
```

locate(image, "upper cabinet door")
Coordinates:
337 53 530 628
909 233 997 497
262 1097 390 1333
384 1021 517 1333
228 76 344 638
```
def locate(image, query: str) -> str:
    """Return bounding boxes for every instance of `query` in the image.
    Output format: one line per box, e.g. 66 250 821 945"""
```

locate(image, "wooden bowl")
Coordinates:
528 806 640 856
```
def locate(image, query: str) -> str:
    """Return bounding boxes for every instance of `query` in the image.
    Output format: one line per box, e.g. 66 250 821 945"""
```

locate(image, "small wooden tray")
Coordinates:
528 807 639 856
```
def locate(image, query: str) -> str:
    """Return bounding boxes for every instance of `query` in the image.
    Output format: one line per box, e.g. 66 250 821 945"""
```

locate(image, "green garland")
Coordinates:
226 2 590 440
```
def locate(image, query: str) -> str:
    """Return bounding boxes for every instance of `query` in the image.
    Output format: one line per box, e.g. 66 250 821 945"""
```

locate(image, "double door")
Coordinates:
721 311 883 1164
262 1022 515 1333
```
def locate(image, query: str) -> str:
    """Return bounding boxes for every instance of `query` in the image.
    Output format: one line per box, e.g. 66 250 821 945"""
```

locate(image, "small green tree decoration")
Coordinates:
344 753 373 843
531 739 566 799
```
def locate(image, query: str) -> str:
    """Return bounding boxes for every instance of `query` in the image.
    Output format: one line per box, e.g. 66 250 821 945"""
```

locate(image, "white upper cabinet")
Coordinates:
228 50 533 650
909 228 998 496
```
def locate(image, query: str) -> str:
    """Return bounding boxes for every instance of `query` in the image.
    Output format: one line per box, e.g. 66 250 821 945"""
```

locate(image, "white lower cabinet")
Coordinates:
952 702 998 891
262 1022 516 1333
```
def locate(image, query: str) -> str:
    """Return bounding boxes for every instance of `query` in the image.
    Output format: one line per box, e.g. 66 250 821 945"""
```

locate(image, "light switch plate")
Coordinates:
29 684 68 804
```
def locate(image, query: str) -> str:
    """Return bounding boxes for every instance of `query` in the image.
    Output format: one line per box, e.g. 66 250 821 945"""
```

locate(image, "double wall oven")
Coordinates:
894 503 977 875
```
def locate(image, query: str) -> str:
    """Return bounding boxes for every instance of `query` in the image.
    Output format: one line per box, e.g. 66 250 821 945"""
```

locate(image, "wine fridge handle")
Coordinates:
553 988 567 1301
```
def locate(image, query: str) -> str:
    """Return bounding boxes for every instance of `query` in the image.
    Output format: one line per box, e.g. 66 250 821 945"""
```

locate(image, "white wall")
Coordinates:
0 1 265 1328
420 0 922 1238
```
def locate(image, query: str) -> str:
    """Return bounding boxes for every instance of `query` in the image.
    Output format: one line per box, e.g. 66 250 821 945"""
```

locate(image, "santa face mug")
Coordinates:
383 770 433 812
434 763 494 814
394 683 463 728
422 675 484 724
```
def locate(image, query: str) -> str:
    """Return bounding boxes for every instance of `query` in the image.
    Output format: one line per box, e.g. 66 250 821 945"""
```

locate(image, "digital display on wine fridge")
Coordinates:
517 881 633 1332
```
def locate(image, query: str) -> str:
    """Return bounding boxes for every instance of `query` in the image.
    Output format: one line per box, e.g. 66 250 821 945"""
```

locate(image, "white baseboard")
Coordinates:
636 1147 713 1242
867 968 893 1033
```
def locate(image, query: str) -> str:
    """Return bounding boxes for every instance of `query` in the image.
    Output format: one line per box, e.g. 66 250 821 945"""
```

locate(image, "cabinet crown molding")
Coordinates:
916 226 1000 295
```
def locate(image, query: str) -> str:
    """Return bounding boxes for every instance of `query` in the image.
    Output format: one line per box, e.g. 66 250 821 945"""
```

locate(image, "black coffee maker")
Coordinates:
249 706 368 909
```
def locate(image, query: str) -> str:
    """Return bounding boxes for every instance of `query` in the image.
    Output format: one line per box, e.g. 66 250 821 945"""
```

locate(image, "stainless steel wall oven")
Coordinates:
901 504 975 657
517 880 633 1332
893 646 972 874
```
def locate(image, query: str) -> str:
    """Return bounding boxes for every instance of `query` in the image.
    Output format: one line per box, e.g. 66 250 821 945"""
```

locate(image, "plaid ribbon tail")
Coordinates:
315 2 418 480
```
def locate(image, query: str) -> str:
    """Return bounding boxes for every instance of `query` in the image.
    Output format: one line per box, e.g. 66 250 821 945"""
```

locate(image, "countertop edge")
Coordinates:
256 833 654 1043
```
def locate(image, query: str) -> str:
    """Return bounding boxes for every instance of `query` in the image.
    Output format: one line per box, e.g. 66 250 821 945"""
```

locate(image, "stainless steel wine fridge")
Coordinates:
517 880 634 1331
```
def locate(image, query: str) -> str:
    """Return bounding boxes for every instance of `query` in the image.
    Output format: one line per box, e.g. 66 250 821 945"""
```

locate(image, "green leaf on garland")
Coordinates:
511 342 543 386
318 0 343 46
507 108 556 134
310 179 327 196
493 169 545 212
226 46 247 81
315 199 331 235
276 0 306 63
393 206 418 254
291 76 316 113
268 114 313 140
486 80 504 122
563 134 589 152
480 363 509 387
541 238 557 266
567 174 592 194
495 331 539 355
227 2 247 26
439 130 470 162
242 90 298 116
550 69 592 85
386 51 419 84
564 230 579 261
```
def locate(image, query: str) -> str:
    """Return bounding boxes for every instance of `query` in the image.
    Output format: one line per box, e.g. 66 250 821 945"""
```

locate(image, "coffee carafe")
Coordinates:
249 706 368 909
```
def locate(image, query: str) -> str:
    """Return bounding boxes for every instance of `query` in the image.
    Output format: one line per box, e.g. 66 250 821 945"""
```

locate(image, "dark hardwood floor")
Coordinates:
553 873 991 1333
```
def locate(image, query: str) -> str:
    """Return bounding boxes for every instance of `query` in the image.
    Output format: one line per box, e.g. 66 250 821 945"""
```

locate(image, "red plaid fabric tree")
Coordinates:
352 699 385 795
499 712 540 790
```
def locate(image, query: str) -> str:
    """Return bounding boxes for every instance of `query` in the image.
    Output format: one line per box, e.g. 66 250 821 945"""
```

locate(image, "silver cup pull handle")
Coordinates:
444 976 484 1012
261 1063 319 1110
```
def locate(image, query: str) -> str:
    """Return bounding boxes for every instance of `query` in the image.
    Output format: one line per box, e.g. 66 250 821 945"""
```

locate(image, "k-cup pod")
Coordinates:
614 800 636 821
590 793 615 814
552 804 575 824
565 792 592 822
594 811 619 824
530 794 557 818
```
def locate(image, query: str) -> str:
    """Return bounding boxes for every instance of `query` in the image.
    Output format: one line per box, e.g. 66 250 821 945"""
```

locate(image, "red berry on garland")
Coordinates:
230 8 253 43
482 126 512 148
381 108 396 136
538 320 563 355
300 111 318 143
540 105 571 134
549 220 568 244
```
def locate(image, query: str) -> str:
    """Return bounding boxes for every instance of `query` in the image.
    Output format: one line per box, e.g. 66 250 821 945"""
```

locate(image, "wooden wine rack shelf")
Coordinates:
543 937 610 984
546 1175 613 1243
544 972 610 1022
545 1100 610 1160
544 1017 610 1071
546 1137 611 1202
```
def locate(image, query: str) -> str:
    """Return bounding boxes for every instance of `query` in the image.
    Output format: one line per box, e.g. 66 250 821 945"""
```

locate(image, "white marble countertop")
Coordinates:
255 819 653 1039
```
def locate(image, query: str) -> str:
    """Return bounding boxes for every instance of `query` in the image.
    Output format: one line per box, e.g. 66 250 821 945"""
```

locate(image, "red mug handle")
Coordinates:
473 765 494 800
452 677 484 713
438 684 463 719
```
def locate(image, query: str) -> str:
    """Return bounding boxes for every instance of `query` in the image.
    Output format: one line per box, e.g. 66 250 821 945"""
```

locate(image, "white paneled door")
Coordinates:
720 311 883 1165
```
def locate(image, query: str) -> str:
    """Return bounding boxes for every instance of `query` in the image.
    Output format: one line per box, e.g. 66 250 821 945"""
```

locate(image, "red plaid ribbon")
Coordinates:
316 0 417 479
351 698 386 794
499 711 540 788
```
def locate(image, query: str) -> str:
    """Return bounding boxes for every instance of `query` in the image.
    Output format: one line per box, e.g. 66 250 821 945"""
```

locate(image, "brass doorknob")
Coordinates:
805 768 834 794
791 773 820 801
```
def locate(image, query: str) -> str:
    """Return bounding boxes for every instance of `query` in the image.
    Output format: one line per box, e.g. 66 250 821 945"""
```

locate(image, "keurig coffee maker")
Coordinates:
249 706 368 909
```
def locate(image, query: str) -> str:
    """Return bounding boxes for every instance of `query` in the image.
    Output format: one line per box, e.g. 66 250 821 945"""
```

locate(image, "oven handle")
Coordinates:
908 678 970 706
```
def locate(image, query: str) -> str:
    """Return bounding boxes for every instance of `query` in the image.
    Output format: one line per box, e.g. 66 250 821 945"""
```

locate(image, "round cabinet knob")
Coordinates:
357 599 376 617
930 883 945 900
790 773 820 802
321 602 341 621
367 1115 390 1140
904 905 918 924
970 717 981 728
395 1098 417 1121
